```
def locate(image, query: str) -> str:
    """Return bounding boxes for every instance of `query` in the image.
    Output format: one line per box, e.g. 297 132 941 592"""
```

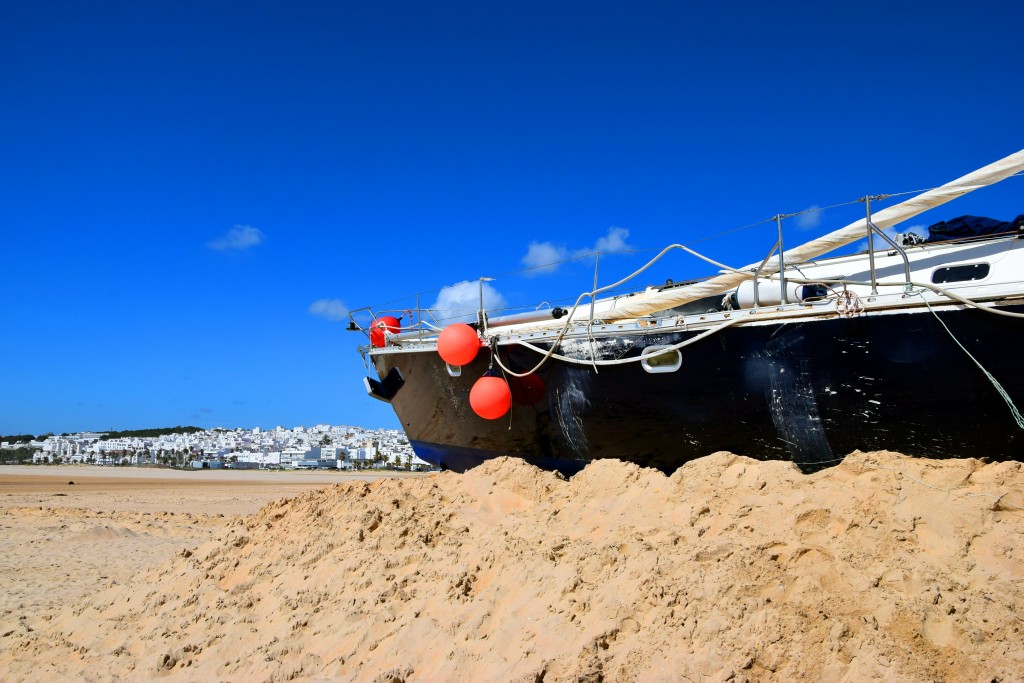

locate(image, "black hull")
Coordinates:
373 304 1024 475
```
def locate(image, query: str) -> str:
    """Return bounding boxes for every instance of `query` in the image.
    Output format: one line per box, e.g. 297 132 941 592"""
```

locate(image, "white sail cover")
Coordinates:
590 149 1024 322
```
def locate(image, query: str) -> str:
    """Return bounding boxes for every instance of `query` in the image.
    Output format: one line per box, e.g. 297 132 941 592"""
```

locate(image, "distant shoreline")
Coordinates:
0 464 430 487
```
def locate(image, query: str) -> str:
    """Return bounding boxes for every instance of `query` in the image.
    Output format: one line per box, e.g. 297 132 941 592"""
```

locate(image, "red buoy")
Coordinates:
470 375 511 420
437 323 481 366
509 373 546 406
370 316 401 348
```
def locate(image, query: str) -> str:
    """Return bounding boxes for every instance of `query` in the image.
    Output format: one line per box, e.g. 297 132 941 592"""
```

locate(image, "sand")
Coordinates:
1 453 1022 682
0 465 422 634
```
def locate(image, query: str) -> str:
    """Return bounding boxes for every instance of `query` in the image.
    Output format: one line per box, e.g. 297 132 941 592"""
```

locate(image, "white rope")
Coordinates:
908 281 1024 319
782 276 1024 320
492 317 744 376
482 241 750 377
491 275 1024 377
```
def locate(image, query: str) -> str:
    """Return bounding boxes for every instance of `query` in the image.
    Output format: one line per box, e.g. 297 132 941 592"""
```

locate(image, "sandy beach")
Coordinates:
2 453 1023 682
0 465 425 663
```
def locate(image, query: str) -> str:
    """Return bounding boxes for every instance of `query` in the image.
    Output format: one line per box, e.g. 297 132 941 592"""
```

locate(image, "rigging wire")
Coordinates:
352 173 1024 317
917 292 1024 431
482 240 755 377
490 274 1024 377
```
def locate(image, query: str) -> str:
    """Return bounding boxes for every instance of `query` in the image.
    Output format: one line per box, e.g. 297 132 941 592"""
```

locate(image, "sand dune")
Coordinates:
2 452 1023 682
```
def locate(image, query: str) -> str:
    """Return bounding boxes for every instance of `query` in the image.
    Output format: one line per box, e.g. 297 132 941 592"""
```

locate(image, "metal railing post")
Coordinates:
478 277 493 335
865 196 879 295
752 239 781 307
864 195 912 289
776 214 788 304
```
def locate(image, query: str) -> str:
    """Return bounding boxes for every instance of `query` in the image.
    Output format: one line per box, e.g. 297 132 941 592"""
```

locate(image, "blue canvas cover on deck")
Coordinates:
926 214 1024 242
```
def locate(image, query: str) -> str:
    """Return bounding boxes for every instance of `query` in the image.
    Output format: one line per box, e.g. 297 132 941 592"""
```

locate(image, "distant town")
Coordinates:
0 424 434 471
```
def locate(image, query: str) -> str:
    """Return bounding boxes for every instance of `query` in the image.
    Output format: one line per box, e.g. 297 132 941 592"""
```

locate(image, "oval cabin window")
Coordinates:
931 263 990 284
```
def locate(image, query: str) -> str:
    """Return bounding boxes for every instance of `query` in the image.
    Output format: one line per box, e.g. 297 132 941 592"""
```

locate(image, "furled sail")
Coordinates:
590 149 1024 322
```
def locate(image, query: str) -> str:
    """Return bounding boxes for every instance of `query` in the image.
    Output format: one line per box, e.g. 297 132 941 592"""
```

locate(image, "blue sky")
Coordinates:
2 0 1021 435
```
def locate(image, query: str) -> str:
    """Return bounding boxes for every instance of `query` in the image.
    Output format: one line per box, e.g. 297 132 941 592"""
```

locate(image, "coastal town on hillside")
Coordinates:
0 424 433 471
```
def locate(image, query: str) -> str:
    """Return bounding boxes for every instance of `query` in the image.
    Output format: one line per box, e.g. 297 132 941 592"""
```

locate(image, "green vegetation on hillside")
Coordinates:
96 426 205 439
2 427 206 443
0 434 38 443
0 447 38 463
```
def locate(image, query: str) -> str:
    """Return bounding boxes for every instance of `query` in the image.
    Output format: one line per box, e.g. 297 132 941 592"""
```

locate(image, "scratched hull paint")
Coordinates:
372 303 1024 475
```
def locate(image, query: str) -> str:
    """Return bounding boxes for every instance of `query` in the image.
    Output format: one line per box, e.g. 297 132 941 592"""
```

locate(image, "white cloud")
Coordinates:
430 280 508 325
521 226 633 276
588 226 631 254
308 298 348 321
522 241 569 275
795 205 822 230
207 225 265 251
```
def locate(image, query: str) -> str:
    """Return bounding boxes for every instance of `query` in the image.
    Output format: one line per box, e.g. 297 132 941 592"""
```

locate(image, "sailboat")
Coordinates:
353 150 1024 475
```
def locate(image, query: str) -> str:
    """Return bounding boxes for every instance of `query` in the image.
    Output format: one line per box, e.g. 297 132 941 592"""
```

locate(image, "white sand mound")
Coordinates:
3 451 1024 682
